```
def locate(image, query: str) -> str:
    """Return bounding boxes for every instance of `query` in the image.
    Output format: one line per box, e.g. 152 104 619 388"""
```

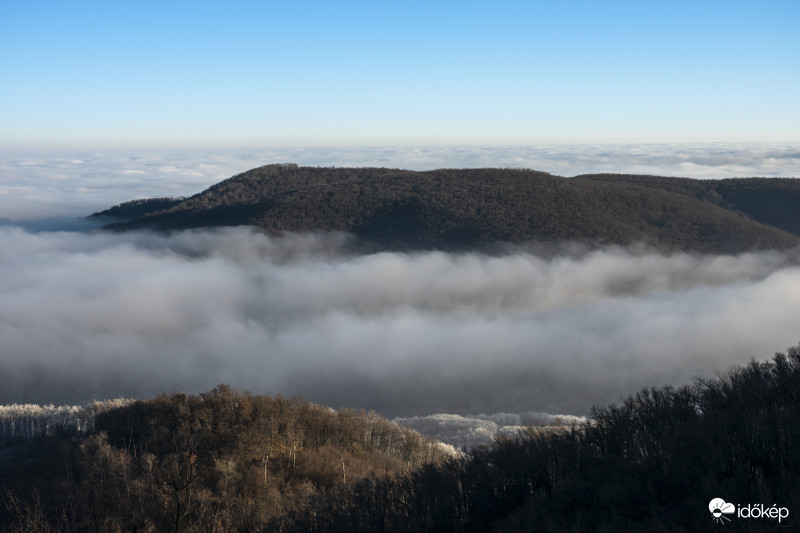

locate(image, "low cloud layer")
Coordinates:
1 226 797 418
1 143 797 224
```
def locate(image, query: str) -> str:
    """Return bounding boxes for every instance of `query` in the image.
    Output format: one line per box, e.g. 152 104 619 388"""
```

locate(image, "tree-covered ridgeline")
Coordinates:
1 388 450 532
292 345 800 532
2 345 798 531
92 165 800 254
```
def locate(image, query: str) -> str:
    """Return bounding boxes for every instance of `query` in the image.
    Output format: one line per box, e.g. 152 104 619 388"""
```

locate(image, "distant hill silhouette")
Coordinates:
91 164 800 253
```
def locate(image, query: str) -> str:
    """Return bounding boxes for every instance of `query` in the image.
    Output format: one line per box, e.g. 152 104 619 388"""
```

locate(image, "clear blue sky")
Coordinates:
1 0 798 148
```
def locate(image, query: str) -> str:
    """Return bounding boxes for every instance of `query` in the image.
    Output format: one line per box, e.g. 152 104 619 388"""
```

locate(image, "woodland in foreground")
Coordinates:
2 344 798 532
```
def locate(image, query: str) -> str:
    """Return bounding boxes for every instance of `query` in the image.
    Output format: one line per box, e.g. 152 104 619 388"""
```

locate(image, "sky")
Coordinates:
1 0 799 148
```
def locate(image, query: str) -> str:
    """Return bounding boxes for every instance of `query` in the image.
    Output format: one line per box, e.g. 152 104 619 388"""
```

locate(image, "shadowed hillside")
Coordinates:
0 389 450 531
288 344 800 532
574 174 800 237
3 346 798 531
92 165 800 254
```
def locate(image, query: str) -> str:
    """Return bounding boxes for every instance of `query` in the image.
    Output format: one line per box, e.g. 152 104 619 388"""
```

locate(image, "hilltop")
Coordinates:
92 165 800 253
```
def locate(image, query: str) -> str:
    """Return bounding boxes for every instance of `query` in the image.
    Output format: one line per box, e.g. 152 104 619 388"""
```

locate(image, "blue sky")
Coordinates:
1 0 799 148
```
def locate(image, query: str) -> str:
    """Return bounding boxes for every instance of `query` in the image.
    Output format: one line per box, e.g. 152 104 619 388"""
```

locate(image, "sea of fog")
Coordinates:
1 144 798 448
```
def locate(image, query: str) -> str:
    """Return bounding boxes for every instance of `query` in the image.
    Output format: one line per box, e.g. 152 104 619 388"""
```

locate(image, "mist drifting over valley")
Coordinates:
2 225 797 424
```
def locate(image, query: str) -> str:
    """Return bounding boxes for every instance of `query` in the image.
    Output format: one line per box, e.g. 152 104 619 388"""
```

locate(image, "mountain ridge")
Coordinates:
92 165 800 253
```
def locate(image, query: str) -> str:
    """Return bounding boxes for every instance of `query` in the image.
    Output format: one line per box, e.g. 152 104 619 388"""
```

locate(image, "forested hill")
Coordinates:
92 164 800 253
1 389 452 531
3 346 798 531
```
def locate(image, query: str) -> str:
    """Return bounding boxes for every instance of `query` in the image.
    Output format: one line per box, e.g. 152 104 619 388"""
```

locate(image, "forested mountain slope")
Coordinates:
3 346 798 531
575 174 800 237
92 165 800 253
0 389 449 531
292 344 800 532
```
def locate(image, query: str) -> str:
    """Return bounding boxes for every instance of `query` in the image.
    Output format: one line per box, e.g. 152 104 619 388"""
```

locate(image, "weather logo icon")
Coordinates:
709 498 736 524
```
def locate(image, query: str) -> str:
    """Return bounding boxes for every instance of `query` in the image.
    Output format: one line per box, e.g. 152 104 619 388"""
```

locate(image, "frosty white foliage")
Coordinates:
0 398 133 441
393 411 588 450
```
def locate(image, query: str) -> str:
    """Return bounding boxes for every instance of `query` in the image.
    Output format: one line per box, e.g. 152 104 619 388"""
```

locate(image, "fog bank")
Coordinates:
1 226 797 417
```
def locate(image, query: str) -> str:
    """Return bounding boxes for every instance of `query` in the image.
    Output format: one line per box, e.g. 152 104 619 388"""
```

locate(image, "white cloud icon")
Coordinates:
709 498 735 523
